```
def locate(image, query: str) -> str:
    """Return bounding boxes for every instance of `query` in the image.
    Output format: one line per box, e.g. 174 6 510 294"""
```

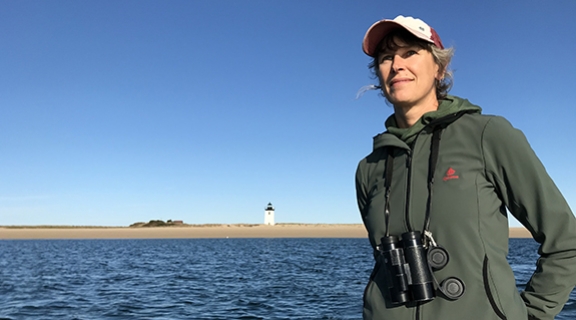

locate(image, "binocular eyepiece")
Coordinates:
380 231 464 305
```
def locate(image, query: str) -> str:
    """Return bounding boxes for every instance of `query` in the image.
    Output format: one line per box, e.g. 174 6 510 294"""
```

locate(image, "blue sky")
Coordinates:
1 1 575 227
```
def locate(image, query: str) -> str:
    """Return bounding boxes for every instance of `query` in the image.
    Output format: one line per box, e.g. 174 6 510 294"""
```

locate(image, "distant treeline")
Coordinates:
129 219 184 228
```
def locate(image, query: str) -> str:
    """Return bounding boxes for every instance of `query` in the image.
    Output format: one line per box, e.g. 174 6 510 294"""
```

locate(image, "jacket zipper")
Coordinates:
405 149 421 320
405 149 413 231
408 136 420 320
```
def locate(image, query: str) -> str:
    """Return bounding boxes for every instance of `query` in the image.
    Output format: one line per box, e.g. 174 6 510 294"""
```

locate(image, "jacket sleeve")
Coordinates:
482 116 576 320
355 162 368 218
356 160 381 260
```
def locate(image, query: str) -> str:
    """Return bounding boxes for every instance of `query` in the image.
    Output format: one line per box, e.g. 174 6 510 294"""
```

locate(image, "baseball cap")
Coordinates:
362 15 444 57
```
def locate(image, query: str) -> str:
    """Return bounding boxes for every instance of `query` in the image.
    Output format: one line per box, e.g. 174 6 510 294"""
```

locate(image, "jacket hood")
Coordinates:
373 95 482 150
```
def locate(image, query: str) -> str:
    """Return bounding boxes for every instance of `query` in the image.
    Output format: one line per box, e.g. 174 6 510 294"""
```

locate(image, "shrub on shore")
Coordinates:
130 220 181 228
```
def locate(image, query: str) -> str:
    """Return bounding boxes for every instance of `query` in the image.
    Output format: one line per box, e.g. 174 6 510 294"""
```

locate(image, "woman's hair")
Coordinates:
368 28 454 101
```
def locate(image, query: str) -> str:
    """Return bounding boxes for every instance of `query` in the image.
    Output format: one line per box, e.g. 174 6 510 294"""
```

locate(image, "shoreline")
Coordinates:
0 224 532 239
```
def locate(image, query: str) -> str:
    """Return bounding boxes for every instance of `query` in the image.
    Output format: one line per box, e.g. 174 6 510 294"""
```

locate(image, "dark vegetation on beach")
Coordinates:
129 220 185 227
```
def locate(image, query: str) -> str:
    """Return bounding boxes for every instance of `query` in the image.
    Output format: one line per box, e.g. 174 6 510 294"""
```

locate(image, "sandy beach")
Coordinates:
0 224 532 239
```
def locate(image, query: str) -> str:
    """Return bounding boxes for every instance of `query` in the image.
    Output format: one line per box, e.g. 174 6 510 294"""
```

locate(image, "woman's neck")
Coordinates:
393 98 439 128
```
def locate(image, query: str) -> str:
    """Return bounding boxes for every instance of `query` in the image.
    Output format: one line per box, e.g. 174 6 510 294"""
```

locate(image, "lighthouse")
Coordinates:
264 203 275 226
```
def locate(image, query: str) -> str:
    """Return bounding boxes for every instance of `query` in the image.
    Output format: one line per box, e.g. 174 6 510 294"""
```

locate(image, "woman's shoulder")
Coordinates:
446 95 516 130
457 111 515 133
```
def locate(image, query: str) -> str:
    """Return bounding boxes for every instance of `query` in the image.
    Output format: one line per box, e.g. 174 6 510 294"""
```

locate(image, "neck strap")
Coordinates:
383 127 443 238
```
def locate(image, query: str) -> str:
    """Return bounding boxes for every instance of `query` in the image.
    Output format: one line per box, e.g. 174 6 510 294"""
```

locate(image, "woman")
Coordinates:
355 15 576 320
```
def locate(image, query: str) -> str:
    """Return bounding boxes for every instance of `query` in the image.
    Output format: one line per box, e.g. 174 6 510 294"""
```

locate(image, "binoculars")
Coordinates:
380 231 464 305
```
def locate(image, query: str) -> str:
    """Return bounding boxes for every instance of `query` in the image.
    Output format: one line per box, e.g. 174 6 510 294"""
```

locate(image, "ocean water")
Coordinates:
0 238 574 319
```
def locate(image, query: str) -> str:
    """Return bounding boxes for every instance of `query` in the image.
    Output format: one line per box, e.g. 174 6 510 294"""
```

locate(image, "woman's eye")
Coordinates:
379 55 393 63
405 50 417 57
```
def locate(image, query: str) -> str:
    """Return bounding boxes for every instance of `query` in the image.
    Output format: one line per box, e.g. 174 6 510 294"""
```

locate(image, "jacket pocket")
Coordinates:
483 255 507 320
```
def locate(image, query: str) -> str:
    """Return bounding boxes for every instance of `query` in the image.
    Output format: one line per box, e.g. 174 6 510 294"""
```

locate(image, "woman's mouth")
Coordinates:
390 78 411 87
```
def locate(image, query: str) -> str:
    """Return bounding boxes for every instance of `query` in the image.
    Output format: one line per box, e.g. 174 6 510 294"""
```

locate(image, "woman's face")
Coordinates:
377 37 441 108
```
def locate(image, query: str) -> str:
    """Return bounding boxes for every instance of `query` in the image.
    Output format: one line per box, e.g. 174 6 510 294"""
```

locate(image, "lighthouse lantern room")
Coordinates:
264 203 275 226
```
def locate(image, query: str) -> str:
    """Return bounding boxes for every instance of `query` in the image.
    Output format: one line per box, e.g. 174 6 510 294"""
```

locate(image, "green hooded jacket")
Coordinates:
355 95 576 320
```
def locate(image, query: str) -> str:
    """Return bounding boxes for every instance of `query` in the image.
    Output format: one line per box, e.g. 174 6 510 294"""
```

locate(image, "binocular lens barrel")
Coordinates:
401 232 435 302
381 235 411 304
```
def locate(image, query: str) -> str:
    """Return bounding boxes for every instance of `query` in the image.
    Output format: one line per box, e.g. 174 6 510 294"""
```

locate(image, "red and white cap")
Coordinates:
362 15 444 57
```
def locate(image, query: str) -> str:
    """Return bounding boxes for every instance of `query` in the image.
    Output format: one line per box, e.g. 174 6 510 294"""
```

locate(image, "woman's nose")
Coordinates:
391 56 405 73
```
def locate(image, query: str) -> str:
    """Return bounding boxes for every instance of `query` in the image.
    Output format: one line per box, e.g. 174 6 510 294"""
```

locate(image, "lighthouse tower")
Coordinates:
264 203 275 226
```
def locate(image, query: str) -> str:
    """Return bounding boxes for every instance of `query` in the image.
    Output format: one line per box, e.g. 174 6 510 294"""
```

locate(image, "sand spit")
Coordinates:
0 224 532 240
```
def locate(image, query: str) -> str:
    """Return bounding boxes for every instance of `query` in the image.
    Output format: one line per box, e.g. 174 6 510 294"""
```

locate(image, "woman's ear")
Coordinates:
436 69 445 81
436 71 446 81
